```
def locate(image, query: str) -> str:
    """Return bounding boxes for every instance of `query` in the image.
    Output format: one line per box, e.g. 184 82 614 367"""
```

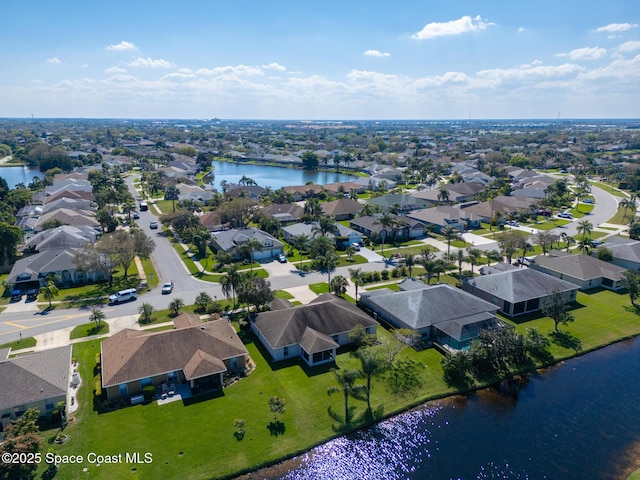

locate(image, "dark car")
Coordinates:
133 212 140 219
25 289 39 301
276 254 287 263
10 289 22 302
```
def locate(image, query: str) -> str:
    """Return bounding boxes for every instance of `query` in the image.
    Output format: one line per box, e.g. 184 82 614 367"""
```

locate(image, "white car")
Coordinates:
350 243 361 251
161 281 174 294
150 220 159 229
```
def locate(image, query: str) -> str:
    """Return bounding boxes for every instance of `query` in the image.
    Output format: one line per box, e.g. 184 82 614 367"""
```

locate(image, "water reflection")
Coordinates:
243 338 640 480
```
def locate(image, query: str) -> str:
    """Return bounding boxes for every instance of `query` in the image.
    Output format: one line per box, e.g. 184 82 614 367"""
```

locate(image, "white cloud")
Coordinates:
106 41 137 51
413 71 471 88
595 23 638 33
518 27 525 32
47 57 61 64
619 41 640 53
364 50 391 57
556 47 607 60
579 54 640 80
412 15 494 40
161 72 197 82
127 57 175 68
104 66 127 74
196 65 263 76
477 62 584 81
262 62 286 71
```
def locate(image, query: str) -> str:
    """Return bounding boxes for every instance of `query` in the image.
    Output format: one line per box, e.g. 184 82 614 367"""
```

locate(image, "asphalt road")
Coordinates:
0 178 621 343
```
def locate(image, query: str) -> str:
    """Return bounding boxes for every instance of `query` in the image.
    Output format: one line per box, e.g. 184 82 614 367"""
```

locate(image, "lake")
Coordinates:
0 166 42 189
210 160 358 191
247 337 640 480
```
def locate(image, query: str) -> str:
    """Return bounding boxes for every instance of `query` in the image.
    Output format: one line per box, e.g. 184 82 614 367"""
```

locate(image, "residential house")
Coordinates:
412 182 485 203
199 211 228 232
252 293 379 366
101 316 249 401
173 183 216 204
40 198 96 215
0 346 71 432
602 237 640 270
367 193 432 213
359 283 505 350
460 195 538 223
320 198 363 220
24 225 98 253
7 247 107 290
210 228 284 260
349 214 424 240
530 251 627 291
261 203 304 224
226 184 267 201
322 181 364 197
282 222 362 248
34 209 99 232
462 269 578 317
283 184 324 201
407 205 482 233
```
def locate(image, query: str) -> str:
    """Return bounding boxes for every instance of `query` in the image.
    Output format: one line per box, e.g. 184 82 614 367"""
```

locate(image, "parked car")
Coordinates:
26 289 39 301
276 254 287 263
350 242 361 251
558 212 573 219
591 240 604 247
133 212 140 219
161 281 174 294
582 198 594 204
150 220 158 229
10 289 22 302
109 288 138 305
506 220 519 227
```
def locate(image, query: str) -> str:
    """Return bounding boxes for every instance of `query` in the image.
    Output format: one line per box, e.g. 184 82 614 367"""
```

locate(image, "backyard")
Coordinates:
47 287 640 479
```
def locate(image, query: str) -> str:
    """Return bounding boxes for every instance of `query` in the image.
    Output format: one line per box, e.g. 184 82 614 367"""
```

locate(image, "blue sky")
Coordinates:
1 0 639 119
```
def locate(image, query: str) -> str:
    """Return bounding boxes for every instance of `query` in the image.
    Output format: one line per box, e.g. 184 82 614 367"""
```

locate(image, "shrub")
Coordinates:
391 268 399 278
143 385 156 400
381 270 389 280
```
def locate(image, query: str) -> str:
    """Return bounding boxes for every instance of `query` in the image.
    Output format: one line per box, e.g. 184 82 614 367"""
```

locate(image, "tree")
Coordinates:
420 259 437 284
596 247 613 262
220 265 243 309
577 219 593 240
534 231 558 255
101 230 136 279
437 186 450 203
89 307 105 328
330 275 349 296
164 185 181 212
630 221 640 241
496 230 523 264
301 151 319 170
169 298 185 317
95 208 118 233
345 244 356 262
0 408 42 480
541 291 575 332
138 302 154 324
303 197 322 222
466 248 483 274
619 198 637 222
621 270 640 306
441 225 461 256
355 347 389 411
561 233 575 252
349 267 364 300
269 396 285 423
401 254 416 278
0 222 23 264
237 276 274 313
312 215 340 238
385 359 423 398
121 198 137 222
131 229 156 260
290 233 310 270
194 291 213 313
577 238 593 255
327 369 365 425
374 212 397 258
243 237 263 274
41 275 59 308
320 252 340 287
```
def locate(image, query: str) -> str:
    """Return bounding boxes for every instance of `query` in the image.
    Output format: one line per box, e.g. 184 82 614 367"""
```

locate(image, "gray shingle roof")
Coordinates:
531 254 626 282
0 346 71 411
360 284 498 331
464 268 578 303
254 294 378 349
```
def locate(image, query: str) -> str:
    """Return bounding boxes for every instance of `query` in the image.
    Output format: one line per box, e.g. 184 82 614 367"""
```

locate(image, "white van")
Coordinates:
109 288 138 305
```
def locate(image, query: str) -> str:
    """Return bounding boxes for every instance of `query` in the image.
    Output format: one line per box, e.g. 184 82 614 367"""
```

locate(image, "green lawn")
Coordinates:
531 219 570 230
48 287 640 480
0 336 37 351
569 203 595 218
308 282 330 295
607 206 634 226
69 322 109 340
365 283 401 292
274 290 295 299
591 181 627 197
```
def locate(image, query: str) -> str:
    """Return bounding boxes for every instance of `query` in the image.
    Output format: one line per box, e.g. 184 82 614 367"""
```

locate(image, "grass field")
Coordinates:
46 287 640 480
607 206 634 226
69 322 109 340
0 336 37 351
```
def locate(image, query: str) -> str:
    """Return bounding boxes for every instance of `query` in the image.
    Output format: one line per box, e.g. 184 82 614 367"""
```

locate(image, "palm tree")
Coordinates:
244 237 263 274
303 197 322 221
437 186 450 203
321 252 340 288
348 267 364 300
41 277 59 309
466 248 483 274
620 198 637 222
577 219 593 240
327 369 366 425
312 215 340 237
138 302 154 324
374 212 397 259
577 238 593 255
486 249 503 266
121 198 137 222
290 233 310 270
355 348 388 412
420 259 437 284
164 185 180 212
169 298 185 317
561 233 576 252
330 275 349 296
519 242 533 265
89 307 106 328
401 254 416 278
441 226 461 256
221 265 243 309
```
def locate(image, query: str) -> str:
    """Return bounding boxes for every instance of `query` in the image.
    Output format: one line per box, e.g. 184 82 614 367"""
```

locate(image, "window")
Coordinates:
118 384 128 397
45 400 54 411
283 346 289 357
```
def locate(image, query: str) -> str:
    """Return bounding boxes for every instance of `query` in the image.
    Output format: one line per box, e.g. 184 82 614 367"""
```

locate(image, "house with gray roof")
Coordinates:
282 222 362 248
101 316 248 401
349 214 424 240
0 346 71 432
530 252 626 291
7 247 107 290
320 198 363 220
24 225 97 253
462 268 578 317
34 208 99 232
252 294 378 366
210 228 283 260
261 203 304 224
359 284 505 350
602 237 640 270
367 193 432 213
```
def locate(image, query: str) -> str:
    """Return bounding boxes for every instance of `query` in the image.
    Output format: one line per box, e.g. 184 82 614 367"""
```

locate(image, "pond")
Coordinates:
210 160 358 191
246 337 640 480
0 166 42 189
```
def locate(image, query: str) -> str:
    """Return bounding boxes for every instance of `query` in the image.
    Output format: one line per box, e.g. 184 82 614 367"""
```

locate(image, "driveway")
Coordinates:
358 247 384 262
